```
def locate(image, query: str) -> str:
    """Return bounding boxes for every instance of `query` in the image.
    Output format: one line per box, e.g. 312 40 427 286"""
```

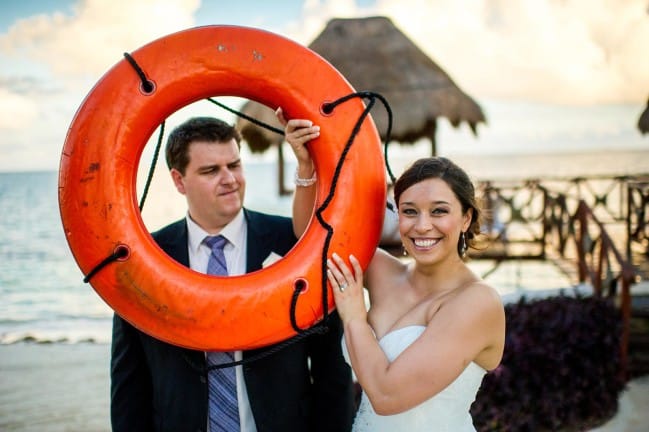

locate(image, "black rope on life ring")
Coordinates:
83 52 396 371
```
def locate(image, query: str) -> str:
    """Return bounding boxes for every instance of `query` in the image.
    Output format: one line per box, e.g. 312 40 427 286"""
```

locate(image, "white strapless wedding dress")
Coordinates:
347 325 485 432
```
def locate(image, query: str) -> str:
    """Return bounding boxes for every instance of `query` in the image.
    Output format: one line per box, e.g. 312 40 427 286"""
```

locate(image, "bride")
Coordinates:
279 108 506 431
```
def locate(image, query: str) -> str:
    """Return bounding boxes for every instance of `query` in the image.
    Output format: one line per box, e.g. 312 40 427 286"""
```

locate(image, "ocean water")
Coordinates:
1 149 648 345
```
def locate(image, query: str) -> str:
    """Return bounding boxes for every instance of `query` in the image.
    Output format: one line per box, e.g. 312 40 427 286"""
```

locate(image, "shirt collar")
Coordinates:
186 209 246 253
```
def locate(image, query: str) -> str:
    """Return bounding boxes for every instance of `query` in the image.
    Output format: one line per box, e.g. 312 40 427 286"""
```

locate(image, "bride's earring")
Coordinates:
460 232 467 258
402 244 408 256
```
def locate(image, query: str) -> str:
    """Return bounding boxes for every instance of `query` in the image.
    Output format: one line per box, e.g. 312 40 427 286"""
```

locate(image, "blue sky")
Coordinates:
0 0 647 172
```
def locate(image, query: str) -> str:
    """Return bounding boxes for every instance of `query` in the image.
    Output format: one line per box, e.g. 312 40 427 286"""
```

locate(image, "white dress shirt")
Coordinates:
186 210 257 432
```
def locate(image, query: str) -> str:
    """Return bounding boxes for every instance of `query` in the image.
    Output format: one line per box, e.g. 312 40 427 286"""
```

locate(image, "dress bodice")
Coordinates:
348 325 485 432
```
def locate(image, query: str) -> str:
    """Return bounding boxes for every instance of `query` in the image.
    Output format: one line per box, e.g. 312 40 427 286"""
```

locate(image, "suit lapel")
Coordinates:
244 209 274 273
160 220 190 267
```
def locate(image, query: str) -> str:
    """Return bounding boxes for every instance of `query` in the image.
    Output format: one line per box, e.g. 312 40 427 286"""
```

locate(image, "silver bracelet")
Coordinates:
294 168 317 187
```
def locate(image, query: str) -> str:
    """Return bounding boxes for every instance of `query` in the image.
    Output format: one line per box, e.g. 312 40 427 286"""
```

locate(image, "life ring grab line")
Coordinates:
59 25 386 350
60 29 380 348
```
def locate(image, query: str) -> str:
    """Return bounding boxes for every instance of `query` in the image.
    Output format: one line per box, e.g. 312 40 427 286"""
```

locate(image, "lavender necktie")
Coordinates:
203 235 240 431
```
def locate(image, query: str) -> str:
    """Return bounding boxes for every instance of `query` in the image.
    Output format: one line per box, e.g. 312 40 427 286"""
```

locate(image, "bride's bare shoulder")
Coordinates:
372 247 407 270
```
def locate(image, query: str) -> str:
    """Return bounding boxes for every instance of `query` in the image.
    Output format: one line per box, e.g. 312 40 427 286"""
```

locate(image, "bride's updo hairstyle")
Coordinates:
393 157 482 257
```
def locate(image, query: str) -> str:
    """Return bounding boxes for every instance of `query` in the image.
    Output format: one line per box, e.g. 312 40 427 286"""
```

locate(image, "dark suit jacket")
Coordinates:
111 209 355 432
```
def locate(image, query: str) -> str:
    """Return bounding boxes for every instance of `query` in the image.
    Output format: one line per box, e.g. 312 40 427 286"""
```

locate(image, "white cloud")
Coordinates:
0 0 647 172
0 88 39 129
293 0 649 104
395 0 649 104
0 0 201 172
1 0 200 83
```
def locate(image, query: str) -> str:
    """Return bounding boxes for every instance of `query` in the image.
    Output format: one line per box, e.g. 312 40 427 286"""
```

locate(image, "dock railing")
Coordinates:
472 175 648 380
547 197 636 378
627 178 649 259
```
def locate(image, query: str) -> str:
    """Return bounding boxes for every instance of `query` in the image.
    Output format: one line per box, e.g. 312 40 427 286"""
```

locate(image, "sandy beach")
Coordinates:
1 343 111 431
589 376 649 432
1 343 648 431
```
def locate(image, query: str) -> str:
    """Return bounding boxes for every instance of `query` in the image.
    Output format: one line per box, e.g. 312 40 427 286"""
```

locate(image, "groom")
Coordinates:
110 116 355 432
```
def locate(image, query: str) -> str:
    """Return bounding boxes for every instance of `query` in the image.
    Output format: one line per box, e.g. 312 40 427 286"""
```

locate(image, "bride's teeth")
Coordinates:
414 239 437 247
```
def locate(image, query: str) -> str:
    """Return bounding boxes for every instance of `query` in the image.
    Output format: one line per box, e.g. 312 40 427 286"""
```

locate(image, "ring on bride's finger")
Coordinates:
339 282 348 292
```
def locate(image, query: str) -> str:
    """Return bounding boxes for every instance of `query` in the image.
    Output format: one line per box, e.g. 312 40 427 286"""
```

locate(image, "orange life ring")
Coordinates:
59 25 386 350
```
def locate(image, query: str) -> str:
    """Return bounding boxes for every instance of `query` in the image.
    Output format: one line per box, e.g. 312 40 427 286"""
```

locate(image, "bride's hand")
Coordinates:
275 107 319 169
327 253 367 324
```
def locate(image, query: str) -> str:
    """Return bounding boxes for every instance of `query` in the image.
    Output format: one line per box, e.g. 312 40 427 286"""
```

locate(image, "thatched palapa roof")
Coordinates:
638 99 649 135
308 16 486 155
237 102 284 153
238 16 485 156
